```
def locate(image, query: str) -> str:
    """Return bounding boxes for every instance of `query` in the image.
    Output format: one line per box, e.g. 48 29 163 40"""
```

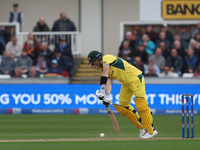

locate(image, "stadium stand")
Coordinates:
1 19 200 82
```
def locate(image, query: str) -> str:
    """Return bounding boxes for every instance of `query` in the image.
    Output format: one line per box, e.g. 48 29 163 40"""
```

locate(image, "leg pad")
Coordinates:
113 104 144 129
134 98 153 134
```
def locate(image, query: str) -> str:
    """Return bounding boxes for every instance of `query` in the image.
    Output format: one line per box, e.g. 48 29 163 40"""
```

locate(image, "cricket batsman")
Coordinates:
88 50 158 139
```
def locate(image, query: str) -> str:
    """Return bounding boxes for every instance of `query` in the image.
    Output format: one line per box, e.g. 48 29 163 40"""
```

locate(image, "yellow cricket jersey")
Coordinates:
102 55 142 84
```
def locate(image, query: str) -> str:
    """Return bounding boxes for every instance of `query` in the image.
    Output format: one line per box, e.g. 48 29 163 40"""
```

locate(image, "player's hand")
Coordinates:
103 93 113 105
96 87 105 100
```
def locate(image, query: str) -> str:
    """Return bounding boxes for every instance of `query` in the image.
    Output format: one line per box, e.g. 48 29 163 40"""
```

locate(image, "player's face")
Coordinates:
92 58 100 67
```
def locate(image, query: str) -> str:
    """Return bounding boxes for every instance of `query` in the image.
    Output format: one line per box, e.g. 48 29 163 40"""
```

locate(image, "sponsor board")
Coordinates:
0 84 199 114
162 0 200 19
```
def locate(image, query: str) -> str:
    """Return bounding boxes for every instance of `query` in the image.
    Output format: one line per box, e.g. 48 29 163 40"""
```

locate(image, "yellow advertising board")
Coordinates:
162 0 200 19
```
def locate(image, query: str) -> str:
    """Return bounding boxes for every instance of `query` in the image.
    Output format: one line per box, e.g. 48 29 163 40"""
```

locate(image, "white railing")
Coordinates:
19 31 81 55
0 22 81 55
0 22 20 35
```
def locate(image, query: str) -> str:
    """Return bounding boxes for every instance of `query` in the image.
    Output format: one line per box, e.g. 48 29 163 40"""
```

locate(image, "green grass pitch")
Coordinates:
0 114 199 150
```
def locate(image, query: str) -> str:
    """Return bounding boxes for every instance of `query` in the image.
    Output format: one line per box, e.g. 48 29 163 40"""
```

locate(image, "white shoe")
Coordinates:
139 129 146 138
140 129 158 139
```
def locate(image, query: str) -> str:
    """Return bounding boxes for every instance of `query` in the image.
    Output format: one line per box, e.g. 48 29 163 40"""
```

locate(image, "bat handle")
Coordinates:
105 105 111 113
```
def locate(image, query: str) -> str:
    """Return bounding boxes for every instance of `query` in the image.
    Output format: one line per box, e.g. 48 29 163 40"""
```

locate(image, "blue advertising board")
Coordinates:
0 84 199 114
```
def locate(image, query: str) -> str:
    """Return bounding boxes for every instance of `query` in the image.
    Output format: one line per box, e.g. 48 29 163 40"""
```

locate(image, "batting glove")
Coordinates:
103 93 113 105
96 87 105 100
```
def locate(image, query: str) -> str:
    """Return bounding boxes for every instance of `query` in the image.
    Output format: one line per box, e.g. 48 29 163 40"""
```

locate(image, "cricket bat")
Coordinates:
105 105 120 132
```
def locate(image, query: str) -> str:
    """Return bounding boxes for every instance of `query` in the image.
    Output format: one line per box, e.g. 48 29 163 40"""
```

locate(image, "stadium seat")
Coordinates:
0 74 11 79
182 73 194 78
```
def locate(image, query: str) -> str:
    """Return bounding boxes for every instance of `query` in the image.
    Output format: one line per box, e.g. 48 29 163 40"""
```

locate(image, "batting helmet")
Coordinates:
88 50 102 64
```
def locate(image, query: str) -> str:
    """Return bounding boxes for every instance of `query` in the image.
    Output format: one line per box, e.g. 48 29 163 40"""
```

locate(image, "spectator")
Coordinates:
193 63 200 77
51 48 73 75
52 12 76 46
189 39 197 50
40 42 53 64
159 65 179 77
52 11 76 32
54 36 73 59
173 40 186 58
134 43 148 64
156 31 171 50
189 39 200 60
47 59 62 74
8 3 24 31
13 67 22 78
183 49 198 73
173 33 181 41
0 41 4 55
0 50 16 76
33 17 50 32
25 40 37 64
118 40 132 57
158 25 174 44
28 66 37 78
144 66 158 77
149 48 165 72
189 32 200 51
192 21 200 38
131 28 141 44
33 17 50 43
144 24 157 43
23 33 41 54
144 58 160 76
35 52 48 76
179 25 191 49
119 31 136 54
139 34 156 55
16 49 32 75
0 26 11 52
6 36 22 58
173 33 185 49
166 49 183 76
133 56 144 73
121 50 134 65
158 41 170 59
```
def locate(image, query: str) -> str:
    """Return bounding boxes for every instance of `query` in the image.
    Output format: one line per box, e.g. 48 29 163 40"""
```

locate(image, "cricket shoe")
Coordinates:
139 128 146 138
140 128 158 139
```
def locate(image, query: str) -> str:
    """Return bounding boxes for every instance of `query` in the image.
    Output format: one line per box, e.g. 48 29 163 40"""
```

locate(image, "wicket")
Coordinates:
181 94 194 138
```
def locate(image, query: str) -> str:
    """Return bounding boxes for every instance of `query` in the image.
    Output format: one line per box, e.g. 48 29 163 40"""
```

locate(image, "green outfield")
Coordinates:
0 114 199 150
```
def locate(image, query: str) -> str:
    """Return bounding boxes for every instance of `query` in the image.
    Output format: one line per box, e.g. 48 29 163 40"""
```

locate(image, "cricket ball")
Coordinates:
100 133 105 138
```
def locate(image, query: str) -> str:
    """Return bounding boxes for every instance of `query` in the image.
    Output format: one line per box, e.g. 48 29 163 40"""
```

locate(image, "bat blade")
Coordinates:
105 105 120 132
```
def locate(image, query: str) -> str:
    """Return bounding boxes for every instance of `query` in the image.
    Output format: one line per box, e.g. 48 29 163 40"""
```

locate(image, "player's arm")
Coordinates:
101 64 109 88
106 77 112 94
96 64 109 99
96 64 113 105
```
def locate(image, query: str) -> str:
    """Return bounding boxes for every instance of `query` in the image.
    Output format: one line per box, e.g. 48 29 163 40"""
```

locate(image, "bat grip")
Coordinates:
105 105 112 113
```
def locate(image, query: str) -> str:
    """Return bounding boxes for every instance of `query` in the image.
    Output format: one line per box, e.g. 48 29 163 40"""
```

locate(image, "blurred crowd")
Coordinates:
1 3 200 79
0 3 76 78
118 22 200 77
